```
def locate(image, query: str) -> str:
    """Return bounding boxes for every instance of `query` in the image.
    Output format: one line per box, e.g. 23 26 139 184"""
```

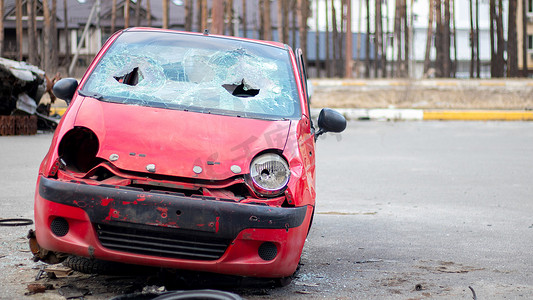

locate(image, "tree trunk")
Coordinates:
201 0 208 32
298 0 307 66
475 0 480 77
227 0 234 35
242 0 247 37
111 0 117 33
345 0 353 78
356 0 363 77
394 0 402 77
452 0 457 77
490 0 496 77
365 0 370 78
16 0 23 61
184 0 191 31
443 0 451 77
211 0 224 35
27 0 38 65
263 0 272 40
331 0 338 77
374 0 381 77
424 0 434 76
278 0 284 43
403 0 409 77
0 0 3 57
469 0 474 77
338 0 345 77
135 0 142 27
50 0 58 72
42 0 51 72
315 0 320 76
125 0 130 28
282 0 289 44
146 0 152 26
496 0 505 77
325 0 331 77
291 0 297 50
435 0 442 77
63 0 69 72
508 0 518 76
522 0 528 76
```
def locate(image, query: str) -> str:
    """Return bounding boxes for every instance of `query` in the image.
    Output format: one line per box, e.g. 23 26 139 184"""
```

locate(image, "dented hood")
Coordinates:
74 97 291 180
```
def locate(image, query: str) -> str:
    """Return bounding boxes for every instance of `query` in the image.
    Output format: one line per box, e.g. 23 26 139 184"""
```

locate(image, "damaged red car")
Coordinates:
33 28 346 281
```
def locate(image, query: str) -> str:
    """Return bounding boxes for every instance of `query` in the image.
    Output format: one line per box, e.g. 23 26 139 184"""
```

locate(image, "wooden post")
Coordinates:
27 0 38 65
111 0 117 33
146 0 152 26
201 0 207 32
162 0 168 29
242 0 247 37
42 0 51 71
135 0 142 27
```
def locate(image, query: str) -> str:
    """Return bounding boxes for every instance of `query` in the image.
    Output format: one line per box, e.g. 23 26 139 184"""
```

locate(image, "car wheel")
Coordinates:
62 255 131 275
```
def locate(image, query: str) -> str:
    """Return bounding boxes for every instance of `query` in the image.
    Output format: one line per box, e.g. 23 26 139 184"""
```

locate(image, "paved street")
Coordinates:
1 121 532 299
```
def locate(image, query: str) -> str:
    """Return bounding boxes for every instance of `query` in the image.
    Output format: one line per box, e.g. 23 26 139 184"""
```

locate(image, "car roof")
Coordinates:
124 27 289 50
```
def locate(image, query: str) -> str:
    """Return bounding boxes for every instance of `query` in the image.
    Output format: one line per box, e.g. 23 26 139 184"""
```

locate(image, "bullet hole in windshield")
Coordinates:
114 67 143 86
222 79 260 98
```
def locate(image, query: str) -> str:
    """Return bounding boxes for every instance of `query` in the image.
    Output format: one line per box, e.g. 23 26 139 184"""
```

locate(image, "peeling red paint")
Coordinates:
101 198 114 206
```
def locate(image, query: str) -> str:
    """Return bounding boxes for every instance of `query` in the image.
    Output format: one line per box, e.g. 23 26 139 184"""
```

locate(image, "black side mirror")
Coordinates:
316 108 346 140
52 78 78 105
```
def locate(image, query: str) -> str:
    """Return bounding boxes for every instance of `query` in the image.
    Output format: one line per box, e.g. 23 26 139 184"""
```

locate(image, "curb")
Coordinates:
311 108 533 121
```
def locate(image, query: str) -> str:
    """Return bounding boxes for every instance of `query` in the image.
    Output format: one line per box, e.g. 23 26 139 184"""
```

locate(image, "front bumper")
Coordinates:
35 176 311 277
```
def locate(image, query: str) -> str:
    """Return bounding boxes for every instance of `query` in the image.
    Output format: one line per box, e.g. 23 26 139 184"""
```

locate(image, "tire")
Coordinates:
62 255 133 275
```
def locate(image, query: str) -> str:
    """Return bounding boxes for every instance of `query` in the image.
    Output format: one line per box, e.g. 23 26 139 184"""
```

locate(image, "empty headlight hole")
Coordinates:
58 127 99 173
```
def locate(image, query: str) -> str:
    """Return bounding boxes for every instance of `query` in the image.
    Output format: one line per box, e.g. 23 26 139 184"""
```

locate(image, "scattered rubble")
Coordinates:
0 57 61 135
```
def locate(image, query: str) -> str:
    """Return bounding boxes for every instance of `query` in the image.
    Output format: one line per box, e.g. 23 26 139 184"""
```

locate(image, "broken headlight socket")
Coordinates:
247 153 290 197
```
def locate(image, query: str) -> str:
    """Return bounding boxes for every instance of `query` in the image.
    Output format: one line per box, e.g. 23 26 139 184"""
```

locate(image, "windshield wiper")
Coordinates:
78 90 104 100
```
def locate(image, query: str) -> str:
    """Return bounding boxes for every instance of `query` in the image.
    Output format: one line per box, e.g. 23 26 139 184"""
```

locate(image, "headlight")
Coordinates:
249 153 290 197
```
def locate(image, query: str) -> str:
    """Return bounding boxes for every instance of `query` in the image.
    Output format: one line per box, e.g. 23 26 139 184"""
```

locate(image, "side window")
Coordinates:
295 48 314 130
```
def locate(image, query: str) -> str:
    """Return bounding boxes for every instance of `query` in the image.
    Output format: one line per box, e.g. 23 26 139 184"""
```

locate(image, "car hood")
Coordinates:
73 97 291 180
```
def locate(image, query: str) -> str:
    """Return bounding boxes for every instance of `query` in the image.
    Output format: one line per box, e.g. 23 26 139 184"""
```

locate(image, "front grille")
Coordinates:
95 224 231 261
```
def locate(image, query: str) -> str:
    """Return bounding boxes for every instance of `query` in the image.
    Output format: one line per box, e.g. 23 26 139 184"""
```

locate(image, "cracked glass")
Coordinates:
81 31 301 120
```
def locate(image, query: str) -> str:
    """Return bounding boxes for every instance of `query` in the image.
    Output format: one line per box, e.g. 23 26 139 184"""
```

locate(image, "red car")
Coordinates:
32 28 345 281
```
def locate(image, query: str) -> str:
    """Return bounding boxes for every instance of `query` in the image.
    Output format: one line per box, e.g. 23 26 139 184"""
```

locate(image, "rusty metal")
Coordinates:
27 229 68 264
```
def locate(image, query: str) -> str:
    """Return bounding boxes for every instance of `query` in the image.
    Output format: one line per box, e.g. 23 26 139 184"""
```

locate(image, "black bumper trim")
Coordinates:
38 176 308 239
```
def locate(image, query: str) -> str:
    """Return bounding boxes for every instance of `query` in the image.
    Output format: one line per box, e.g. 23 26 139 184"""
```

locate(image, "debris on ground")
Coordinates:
26 283 54 294
0 57 61 134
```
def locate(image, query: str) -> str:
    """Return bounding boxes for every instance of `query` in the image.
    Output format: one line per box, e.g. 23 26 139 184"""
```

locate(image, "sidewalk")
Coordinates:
311 108 533 121
310 79 533 121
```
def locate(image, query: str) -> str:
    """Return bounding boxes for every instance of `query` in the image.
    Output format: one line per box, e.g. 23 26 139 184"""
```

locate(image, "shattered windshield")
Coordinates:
81 31 300 120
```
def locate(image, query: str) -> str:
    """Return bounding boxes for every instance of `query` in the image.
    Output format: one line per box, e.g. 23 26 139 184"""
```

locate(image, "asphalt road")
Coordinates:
1 121 532 299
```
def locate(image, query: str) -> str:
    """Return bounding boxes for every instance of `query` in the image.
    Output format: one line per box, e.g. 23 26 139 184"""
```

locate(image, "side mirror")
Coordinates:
316 108 346 139
52 78 78 105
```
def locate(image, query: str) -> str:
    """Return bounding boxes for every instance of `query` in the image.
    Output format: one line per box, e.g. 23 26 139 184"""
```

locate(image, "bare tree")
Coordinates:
298 0 308 66
50 0 58 71
242 0 247 37
111 0 117 33
125 0 130 28
508 0 518 76
356 0 363 77
345 0 353 78
496 0 505 77
475 0 480 77
435 0 443 77
365 0 370 78
212 0 224 34
146 0 152 26
16 0 23 61
42 0 51 71
469 0 474 77
315 0 319 76
282 0 289 43
184 0 192 31
522 0 528 76
135 0 142 27
162 0 167 29
279 0 285 43
325 0 331 77
226 0 234 36
63 0 69 72
260 0 272 40
201 0 208 32
27 0 38 65
0 0 3 57
443 0 451 77
331 0 338 76
452 0 457 76
424 0 434 76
